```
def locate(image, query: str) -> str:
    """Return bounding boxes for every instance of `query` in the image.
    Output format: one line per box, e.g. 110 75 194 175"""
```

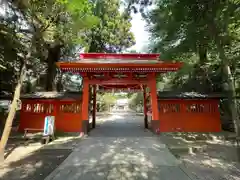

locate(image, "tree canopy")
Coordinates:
144 0 240 132
85 0 135 53
0 0 136 93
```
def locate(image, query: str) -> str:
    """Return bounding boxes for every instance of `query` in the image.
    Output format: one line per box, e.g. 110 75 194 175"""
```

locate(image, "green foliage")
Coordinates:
85 0 135 53
101 93 117 105
144 0 240 131
97 93 117 111
56 0 99 45
24 0 99 45
0 0 100 92
129 93 143 110
0 3 28 92
1 0 137 93
114 92 132 99
145 0 240 93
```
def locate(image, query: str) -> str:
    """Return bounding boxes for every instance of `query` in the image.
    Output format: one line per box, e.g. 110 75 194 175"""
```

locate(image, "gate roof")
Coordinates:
57 53 183 73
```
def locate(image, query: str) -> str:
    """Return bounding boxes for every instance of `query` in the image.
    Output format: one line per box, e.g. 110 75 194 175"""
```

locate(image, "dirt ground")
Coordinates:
160 132 240 180
0 134 82 180
0 148 71 180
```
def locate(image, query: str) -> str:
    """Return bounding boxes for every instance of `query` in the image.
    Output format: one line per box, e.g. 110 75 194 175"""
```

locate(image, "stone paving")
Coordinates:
45 112 192 180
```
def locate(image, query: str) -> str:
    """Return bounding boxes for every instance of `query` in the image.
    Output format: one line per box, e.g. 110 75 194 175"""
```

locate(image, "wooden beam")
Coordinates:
89 79 148 85
57 62 183 69
81 77 89 134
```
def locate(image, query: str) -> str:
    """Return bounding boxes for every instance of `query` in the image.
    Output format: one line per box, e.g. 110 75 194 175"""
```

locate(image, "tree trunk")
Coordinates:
45 44 62 91
198 44 208 65
56 71 63 92
88 32 105 53
216 41 240 136
206 14 238 131
190 45 208 92
0 63 26 162
198 45 214 92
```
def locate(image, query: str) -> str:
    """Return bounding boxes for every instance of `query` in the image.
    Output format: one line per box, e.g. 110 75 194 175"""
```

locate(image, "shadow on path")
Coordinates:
0 140 76 180
45 113 190 180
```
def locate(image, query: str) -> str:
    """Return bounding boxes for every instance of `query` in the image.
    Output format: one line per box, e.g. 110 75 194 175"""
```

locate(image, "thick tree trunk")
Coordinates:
0 63 26 162
198 44 208 65
198 45 214 92
190 45 208 92
45 44 62 91
56 71 63 92
216 42 240 136
206 16 238 131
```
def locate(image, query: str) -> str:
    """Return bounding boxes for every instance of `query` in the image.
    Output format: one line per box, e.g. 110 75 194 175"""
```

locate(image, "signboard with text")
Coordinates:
43 116 55 136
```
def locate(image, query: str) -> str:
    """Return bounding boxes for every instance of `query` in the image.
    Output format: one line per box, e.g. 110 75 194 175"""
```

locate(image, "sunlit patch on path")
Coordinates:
45 113 191 180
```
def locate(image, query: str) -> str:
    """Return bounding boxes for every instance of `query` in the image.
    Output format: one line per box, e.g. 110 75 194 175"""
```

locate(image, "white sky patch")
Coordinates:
0 1 7 16
129 13 149 52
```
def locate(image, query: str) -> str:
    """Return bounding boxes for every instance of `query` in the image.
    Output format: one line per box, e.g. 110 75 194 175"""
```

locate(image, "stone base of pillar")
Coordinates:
144 115 148 129
82 120 89 134
151 120 160 134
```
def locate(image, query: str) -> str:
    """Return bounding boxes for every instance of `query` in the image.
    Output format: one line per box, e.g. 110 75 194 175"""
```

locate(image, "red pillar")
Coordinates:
88 85 92 129
148 73 159 133
81 77 89 134
92 85 96 129
143 85 148 128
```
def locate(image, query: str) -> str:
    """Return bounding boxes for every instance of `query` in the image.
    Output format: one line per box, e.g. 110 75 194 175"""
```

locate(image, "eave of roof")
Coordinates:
56 62 183 73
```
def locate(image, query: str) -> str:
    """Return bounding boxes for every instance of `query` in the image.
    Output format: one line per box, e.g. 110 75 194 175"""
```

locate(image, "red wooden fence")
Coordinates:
158 99 221 132
18 97 221 133
18 99 82 132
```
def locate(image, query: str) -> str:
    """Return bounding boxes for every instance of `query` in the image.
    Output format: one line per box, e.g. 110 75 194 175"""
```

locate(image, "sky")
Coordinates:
129 13 150 52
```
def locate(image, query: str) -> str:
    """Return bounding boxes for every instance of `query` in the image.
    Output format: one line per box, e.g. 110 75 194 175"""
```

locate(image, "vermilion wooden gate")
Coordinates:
17 53 222 134
56 53 183 134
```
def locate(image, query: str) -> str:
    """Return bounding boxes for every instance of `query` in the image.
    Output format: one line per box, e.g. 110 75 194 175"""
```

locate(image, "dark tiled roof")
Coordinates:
21 91 82 99
157 91 225 99
0 91 82 100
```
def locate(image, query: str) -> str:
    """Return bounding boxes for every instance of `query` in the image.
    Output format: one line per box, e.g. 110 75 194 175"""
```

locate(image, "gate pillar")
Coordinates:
148 73 160 133
82 77 90 134
143 86 148 129
92 85 96 129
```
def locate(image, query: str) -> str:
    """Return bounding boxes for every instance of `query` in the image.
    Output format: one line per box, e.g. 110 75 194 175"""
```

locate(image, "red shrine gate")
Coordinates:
57 53 182 134
18 53 221 134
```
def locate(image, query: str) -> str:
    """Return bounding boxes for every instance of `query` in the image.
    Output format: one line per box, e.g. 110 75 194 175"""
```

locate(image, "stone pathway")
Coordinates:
45 112 192 180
